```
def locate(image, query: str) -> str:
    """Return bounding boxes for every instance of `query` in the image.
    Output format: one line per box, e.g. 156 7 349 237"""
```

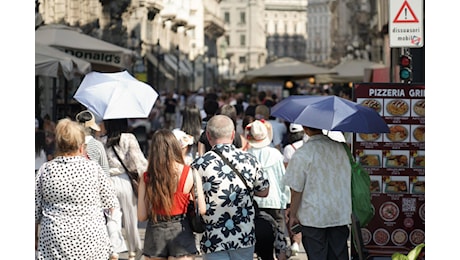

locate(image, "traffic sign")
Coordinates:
389 0 424 48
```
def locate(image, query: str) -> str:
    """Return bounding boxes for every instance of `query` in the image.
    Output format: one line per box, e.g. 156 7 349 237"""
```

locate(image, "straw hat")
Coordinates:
245 120 273 148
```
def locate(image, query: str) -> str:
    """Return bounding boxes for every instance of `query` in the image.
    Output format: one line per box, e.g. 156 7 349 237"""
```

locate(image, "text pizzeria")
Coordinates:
369 89 424 97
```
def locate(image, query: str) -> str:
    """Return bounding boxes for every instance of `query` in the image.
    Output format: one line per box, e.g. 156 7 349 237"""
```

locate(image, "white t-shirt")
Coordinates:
283 140 304 164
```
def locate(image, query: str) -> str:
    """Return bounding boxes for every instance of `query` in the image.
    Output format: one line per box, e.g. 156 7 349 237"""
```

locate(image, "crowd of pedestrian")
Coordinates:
35 87 353 260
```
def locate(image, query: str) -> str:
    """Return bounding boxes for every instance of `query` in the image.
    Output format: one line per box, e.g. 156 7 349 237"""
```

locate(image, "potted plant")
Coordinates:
391 243 425 260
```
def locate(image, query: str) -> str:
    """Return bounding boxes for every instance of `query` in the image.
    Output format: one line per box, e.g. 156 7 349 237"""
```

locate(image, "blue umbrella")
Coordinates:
270 95 389 133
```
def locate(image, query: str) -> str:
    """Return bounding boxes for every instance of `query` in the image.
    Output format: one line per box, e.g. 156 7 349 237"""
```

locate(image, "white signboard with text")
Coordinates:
389 0 424 48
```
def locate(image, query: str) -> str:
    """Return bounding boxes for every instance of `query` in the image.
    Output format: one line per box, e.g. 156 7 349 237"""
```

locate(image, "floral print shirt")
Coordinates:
191 144 269 254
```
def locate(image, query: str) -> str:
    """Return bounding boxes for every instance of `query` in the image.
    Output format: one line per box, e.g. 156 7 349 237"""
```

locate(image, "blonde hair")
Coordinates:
55 118 86 156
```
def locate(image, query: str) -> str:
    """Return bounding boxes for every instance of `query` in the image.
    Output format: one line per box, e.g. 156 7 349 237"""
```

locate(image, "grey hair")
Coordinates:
206 115 234 140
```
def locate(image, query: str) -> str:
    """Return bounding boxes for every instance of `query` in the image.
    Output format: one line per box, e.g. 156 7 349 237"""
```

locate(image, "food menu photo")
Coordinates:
353 83 425 252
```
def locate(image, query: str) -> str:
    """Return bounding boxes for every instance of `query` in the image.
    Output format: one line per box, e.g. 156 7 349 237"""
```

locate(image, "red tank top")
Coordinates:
144 165 191 216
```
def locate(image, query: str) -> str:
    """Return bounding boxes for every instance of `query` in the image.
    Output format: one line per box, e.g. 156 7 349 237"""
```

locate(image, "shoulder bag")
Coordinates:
186 166 206 233
112 146 140 198
342 142 374 227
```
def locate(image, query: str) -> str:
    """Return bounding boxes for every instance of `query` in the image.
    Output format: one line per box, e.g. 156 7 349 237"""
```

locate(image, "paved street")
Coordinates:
118 221 309 260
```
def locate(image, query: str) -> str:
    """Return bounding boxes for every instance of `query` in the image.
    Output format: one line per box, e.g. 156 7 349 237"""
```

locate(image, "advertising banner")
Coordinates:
353 83 425 252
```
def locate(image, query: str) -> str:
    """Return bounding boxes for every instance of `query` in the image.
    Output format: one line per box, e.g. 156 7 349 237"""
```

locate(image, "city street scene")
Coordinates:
35 0 424 259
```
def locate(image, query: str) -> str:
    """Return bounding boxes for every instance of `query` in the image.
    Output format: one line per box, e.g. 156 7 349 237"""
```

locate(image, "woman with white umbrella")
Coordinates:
104 118 147 260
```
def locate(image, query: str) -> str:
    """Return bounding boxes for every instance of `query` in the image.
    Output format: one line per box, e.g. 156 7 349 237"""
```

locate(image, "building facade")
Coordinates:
264 0 308 63
37 0 225 93
36 0 393 97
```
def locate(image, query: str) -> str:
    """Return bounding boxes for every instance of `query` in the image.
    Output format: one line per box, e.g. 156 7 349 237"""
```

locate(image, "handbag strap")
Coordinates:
190 168 200 214
213 148 249 189
112 145 130 173
341 142 355 164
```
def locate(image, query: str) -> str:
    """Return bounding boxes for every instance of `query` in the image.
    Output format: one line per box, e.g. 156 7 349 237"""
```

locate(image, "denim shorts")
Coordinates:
143 216 198 258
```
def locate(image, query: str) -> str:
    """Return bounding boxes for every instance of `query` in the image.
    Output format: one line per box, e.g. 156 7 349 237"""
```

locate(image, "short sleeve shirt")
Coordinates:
191 144 269 254
283 135 352 228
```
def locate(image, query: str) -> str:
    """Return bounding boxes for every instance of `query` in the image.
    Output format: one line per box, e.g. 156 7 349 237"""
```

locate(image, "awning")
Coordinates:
36 24 134 69
163 54 192 77
145 52 174 80
35 42 91 80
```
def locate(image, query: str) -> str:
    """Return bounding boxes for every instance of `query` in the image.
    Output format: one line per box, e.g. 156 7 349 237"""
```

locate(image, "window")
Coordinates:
224 12 230 24
240 12 246 24
239 56 246 64
240 34 246 46
225 35 230 46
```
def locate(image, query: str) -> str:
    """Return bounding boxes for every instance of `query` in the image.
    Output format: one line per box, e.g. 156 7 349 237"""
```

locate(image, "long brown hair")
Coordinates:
145 129 185 221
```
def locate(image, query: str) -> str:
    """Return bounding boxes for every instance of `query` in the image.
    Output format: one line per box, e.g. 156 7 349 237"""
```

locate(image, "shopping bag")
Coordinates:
342 143 374 227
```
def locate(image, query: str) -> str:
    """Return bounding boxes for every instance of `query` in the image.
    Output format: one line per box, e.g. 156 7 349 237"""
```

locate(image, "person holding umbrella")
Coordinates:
282 124 351 260
105 118 147 260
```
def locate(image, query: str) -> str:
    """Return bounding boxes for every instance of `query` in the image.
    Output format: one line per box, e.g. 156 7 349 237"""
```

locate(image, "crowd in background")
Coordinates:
35 85 353 260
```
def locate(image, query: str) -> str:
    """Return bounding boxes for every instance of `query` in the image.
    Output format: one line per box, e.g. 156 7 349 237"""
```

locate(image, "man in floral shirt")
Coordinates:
191 115 269 260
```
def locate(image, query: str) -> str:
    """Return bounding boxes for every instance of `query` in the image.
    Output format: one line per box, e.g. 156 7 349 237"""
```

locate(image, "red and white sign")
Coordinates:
389 0 424 48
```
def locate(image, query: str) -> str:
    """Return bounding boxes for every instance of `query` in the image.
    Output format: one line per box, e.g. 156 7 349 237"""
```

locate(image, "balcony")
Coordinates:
204 12 225 38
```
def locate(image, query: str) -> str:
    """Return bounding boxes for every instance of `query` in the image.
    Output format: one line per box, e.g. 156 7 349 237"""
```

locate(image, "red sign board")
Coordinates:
353 83 425 253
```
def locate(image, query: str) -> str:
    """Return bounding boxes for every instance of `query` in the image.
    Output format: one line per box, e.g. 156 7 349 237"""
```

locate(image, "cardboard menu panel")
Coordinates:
353 83 425 251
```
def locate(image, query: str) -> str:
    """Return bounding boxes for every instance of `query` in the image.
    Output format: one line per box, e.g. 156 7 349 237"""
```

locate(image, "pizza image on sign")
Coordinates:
361 99 382 113
413 100 425 116
386 99 409 116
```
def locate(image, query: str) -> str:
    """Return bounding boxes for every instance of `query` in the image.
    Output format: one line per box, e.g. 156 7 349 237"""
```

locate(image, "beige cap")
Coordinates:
75 110 101 132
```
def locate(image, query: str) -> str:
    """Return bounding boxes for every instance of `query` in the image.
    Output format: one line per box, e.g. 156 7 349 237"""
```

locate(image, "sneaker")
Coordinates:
291 242 300 256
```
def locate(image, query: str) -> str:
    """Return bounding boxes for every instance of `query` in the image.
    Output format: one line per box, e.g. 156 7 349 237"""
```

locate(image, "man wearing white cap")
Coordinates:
281 123 305 255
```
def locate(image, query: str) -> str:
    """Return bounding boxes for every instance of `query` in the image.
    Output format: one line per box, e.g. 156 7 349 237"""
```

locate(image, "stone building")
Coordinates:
36 0 393 102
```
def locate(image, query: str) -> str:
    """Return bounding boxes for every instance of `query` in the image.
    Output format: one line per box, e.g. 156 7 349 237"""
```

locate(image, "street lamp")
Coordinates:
175 45 180 94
